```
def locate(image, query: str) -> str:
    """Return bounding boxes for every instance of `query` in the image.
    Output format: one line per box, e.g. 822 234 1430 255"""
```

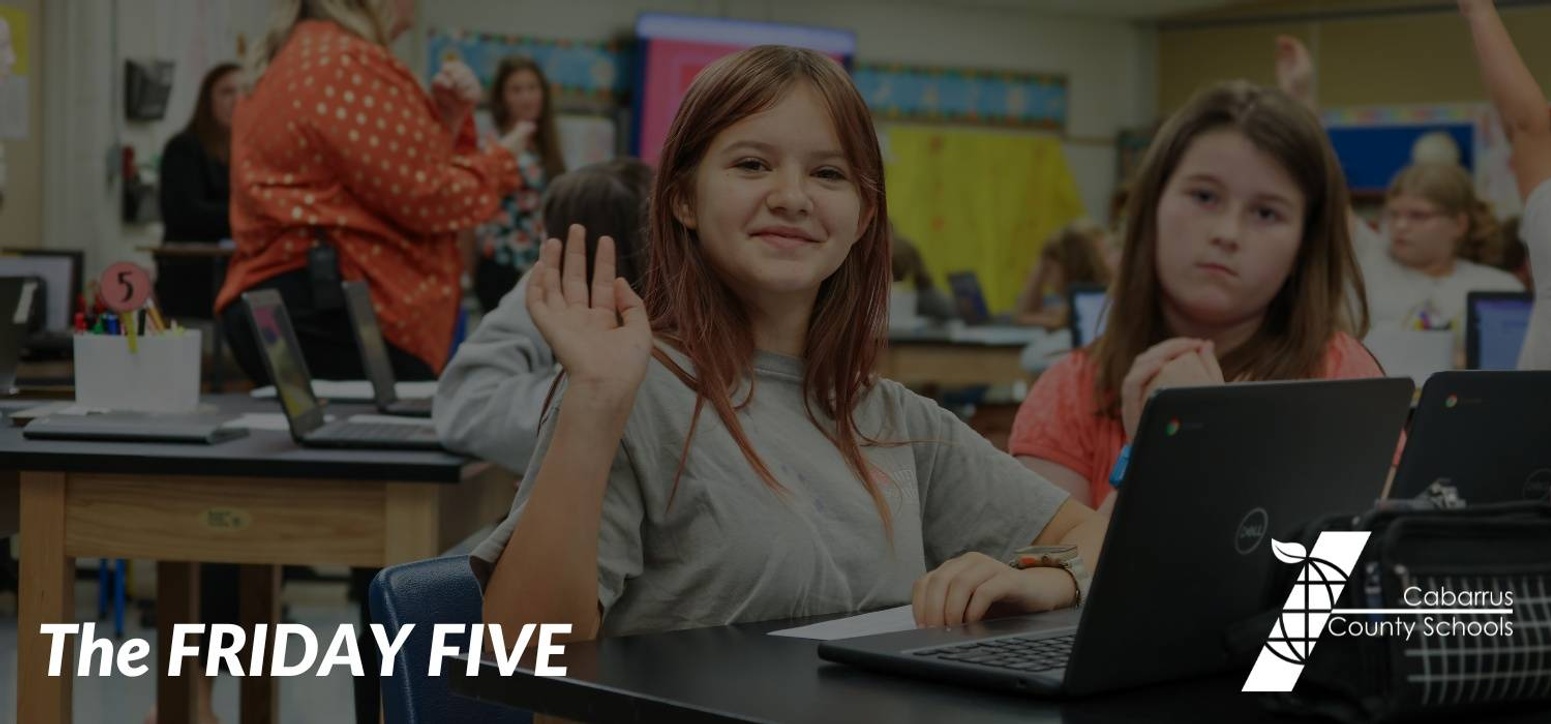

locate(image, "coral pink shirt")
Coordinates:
1009 333 1386 506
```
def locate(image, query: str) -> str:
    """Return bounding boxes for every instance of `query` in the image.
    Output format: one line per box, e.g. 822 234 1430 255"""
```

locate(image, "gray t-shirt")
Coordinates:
471 346 1070 637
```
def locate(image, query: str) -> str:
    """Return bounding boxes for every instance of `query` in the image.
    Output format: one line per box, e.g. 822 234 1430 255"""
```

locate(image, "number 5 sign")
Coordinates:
100 261 153 313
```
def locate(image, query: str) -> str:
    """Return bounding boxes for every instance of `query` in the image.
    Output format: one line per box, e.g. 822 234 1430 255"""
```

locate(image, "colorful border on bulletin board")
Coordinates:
1320 104 1482 127
426 29 633 102
853 63 1067 131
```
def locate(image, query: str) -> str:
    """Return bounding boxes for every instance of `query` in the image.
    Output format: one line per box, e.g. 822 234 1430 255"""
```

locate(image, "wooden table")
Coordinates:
881 326 1035 388
3 394 514 724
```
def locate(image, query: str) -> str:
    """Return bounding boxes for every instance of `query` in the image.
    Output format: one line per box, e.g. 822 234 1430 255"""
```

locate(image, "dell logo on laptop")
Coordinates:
1235 508 1269 555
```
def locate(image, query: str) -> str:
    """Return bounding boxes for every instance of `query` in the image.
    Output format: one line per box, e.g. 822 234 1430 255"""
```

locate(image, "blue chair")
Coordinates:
369 556 531 724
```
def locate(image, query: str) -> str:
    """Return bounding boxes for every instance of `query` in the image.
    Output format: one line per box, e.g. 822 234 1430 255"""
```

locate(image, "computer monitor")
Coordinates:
1067 284 1109 348
946 271 990 326
0 250 82 332
1466 291 1533 370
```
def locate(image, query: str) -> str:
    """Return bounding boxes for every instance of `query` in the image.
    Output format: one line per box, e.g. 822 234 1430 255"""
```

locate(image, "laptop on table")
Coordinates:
1465 291 1533 371
1066 283 1109 348
242 289 441 450
946 271 991 326
1389 370 1551 504
820 377 1415 697
0 277 31 393
342 281 432 418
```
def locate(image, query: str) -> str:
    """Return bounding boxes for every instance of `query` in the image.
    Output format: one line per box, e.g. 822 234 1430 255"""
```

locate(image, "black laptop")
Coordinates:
1389 370 1551 504
341 281 432 418
242 289 441 450
819 377 1415 697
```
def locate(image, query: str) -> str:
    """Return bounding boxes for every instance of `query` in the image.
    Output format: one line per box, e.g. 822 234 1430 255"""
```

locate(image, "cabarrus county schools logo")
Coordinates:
1242 532 1370 692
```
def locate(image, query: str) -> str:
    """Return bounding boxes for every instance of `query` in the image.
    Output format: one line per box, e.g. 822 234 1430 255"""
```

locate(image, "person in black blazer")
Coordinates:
156 62 240 320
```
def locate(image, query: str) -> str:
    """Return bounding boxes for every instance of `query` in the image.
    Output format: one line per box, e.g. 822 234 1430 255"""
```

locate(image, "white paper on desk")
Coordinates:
221 412 334 431
346 414 435 427
768 605 917 641
250 380 437 401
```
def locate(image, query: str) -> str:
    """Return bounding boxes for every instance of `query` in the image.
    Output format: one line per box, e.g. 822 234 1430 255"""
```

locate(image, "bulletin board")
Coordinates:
852 63 1067 131
631 14 856 165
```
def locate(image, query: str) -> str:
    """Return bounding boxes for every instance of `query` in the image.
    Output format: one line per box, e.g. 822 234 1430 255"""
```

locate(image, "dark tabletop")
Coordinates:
0 393 474 482
449 614 1531 724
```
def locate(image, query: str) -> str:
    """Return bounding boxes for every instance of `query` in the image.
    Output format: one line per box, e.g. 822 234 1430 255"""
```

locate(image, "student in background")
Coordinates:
1273 35 1523 345
436 158 651 474
889 226 957 322
478 46 1106 642
1014 220 1112 330
1362 163 1524 336
1461 0 1551 369
216 0 529 387
473 56 568 313
155 62 241 320
1008 81 1382 508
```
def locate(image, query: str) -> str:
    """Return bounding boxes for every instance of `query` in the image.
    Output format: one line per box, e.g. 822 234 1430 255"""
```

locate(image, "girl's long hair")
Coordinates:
644 45 895 535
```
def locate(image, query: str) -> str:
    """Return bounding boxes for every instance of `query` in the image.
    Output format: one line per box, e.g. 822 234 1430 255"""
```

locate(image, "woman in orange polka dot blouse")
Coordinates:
215 0 527 384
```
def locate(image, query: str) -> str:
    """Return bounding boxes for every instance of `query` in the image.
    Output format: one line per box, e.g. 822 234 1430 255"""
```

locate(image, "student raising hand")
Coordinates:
525 224 653 398
1274 35 1315 111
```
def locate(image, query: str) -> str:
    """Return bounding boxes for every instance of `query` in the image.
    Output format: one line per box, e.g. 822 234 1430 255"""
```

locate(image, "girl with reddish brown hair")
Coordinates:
475 45 1104 641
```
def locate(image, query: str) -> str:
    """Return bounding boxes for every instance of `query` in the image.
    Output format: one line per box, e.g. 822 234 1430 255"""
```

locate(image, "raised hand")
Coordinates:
1274 35 1315 111
526 224 654 401
431 60 481 130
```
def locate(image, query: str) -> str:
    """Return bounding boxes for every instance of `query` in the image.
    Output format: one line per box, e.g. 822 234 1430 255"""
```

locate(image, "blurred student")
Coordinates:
478 46 1105 644
156 62 241 320
436 159 650 474
889 227 957 322
1008 81 1382 508
216 0 529 386
1461 0 1551 369
1363 163 1524 338
1014 220 1113 330
474 56 567 313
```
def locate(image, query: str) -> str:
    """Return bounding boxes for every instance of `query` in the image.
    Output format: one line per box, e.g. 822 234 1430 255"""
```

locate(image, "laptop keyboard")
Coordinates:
326 422 432 441
913 633 1074 673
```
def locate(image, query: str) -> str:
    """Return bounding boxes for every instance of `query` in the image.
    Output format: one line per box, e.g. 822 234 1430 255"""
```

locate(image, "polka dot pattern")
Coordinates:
217 20 520 373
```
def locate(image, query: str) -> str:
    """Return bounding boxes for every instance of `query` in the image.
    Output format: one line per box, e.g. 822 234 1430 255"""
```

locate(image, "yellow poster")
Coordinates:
0 5 27 76
0 4 29 140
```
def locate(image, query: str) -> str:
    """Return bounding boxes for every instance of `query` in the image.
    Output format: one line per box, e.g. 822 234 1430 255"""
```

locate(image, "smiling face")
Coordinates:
1154 128 1307 330
675 81 869 311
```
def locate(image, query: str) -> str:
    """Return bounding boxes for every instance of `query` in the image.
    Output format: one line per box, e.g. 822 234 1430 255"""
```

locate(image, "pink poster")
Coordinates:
638 39 751 166
632 15 856 166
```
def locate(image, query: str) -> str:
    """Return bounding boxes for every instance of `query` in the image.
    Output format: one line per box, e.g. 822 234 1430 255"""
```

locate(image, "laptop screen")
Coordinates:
1468 293 1532 370
343 282 398 405
1069 286 1109 347
946 272 990 325
247 294 323 430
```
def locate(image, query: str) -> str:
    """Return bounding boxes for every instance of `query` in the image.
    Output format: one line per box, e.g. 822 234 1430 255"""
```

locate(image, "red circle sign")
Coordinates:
100 262 153 314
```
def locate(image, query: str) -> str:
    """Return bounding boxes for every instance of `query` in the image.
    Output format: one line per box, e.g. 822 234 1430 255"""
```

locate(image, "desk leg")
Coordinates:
157 562 201 724
18 472 72 724
238 564 280 724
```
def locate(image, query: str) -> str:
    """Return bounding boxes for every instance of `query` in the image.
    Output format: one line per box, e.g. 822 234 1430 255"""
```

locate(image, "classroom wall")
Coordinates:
1158 0 1551 113
0 0 44 250
421 0 1160 224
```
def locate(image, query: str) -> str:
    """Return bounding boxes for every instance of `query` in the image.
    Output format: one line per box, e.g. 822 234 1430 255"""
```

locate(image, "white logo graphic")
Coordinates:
1242 532 1370 692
